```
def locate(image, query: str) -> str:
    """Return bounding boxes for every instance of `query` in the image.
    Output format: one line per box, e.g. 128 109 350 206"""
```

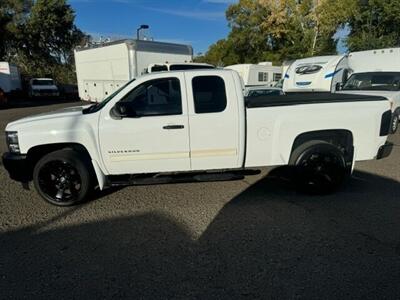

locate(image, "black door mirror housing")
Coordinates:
336 82 343 91
111 102 141 119
111 102 130 119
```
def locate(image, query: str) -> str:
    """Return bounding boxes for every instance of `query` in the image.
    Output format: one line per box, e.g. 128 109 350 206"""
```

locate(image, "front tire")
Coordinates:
33 149 93 206
290 141 349 194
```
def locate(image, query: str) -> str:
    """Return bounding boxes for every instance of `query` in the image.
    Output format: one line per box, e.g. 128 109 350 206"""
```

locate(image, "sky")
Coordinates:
68 0 237 55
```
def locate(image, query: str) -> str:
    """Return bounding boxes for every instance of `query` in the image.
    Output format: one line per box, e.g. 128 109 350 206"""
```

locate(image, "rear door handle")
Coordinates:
163 125 185 130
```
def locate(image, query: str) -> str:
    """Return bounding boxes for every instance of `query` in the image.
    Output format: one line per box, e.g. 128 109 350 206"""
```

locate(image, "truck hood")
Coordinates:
6 105 90 130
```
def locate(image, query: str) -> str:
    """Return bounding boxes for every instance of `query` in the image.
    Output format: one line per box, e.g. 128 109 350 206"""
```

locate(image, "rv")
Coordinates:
225 62 283 87
338 48 400 132
0 62 22 104
74 39 194 102
283 55 349 93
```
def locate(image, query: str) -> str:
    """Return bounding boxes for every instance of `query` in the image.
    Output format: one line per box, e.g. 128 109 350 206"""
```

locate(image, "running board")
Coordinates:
108 169 260 187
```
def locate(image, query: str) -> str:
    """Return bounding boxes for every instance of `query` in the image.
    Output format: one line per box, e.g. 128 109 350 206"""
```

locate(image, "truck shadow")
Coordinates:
1 170 400 299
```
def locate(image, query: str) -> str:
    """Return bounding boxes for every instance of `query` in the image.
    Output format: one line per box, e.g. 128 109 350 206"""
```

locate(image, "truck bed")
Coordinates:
246 93 387 108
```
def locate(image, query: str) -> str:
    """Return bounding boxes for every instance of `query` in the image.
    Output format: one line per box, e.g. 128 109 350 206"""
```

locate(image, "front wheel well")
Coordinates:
291 130 354 163
25 143 93 180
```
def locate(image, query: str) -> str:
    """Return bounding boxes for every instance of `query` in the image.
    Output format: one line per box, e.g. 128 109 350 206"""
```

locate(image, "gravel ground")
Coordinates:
1 100 400 299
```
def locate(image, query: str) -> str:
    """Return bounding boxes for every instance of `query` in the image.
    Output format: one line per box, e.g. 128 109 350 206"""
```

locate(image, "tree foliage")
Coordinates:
346 0 400 51
200 0 400 66
0 0 86 84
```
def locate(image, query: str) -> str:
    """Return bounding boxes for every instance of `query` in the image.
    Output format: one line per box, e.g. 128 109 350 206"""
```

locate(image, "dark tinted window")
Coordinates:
192 76 227 114
151 65 168 72
121 78 182 117
170 64 214 71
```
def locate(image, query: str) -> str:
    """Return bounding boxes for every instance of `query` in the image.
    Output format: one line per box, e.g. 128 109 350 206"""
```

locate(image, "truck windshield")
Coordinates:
83 79 135 114
33 79 54 85
342 72 400 91
169 64 214 71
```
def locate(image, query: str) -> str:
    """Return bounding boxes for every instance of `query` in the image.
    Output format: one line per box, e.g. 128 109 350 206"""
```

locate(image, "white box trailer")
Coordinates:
0 62 22 94
283 55 349 93
225 62 283 87
74 39 193 102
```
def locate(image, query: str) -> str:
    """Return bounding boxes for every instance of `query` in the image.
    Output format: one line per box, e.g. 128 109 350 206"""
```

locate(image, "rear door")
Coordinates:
185 72 241 170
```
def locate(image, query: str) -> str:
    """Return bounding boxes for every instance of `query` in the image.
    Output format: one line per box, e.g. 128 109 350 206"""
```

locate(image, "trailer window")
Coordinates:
192 76 227 114
120 77 182 117
273 73 282 81
258 72 269 82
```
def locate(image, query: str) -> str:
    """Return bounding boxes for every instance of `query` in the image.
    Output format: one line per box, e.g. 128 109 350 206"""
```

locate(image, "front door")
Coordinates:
99 74 191 175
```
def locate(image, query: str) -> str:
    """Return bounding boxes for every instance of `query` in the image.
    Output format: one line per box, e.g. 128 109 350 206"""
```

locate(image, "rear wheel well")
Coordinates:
291 130 354 163
26 143 93 180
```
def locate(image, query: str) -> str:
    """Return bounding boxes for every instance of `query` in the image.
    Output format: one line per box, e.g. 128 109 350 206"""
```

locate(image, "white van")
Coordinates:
29 78 59 98
225 62 283 87
283 55 350 93
337 48 400 132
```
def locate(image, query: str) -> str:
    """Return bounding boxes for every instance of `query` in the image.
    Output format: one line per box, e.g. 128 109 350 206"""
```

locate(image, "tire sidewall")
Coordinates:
290 141 347 194
33 150 92 206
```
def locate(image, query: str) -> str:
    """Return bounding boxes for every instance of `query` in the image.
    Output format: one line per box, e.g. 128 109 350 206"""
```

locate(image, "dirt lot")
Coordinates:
1 100 400 299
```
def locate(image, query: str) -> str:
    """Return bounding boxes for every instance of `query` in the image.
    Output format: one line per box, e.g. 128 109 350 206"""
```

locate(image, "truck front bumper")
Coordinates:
377 142 394 160
2 152 31 182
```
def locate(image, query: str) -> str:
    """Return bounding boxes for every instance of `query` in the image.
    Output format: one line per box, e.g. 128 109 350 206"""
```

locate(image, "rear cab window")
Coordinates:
192 76 227 114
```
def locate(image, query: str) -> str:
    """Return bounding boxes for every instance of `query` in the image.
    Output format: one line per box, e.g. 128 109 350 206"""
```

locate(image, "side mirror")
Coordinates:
335 82 343 91
111 102 130 119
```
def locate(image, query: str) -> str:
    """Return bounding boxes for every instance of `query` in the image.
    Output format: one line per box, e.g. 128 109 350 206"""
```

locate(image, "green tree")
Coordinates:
346 0 400 51
0 0 32 59
200 0 351 66
1 0 86 84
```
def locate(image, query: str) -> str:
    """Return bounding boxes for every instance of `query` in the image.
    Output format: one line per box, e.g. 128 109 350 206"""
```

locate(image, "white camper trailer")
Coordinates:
338 48 400 132
283 55 349 93
0 62 22 99
74 39 193 102
225 62 282 87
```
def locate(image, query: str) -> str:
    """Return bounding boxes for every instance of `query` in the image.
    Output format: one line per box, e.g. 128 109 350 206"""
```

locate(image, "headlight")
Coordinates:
6 131 20 153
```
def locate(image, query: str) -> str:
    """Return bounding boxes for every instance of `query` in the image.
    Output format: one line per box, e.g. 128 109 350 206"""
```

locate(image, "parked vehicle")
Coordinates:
245 86 284 97
337 48 400 132
225 62 283 87
283 55 349 93
29 78 60 98
74 39 194 102
2 70 393 206
147 62 214 73
0 62 22 105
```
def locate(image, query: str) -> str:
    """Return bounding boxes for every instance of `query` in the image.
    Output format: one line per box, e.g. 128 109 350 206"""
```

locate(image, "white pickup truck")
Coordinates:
2 70 394 206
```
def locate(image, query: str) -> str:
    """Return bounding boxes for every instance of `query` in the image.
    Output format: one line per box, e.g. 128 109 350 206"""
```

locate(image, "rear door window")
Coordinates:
192 76 227 114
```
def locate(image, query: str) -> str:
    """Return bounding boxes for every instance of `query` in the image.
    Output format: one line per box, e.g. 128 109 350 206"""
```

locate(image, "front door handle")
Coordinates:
163 125 185 130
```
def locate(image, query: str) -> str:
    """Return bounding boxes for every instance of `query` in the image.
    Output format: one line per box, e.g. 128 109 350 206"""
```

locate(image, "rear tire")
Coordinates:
33 149 93 206
290 140 349 194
